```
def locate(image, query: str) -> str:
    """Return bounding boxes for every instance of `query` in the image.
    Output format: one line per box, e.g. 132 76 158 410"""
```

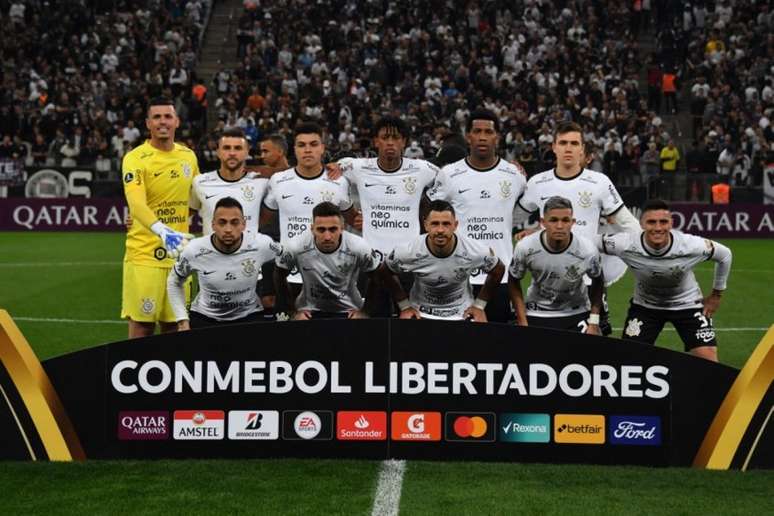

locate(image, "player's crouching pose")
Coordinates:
508 196 604 334
598 199 732 361
167 197 282 329
274 202 383 320
382 200 505 321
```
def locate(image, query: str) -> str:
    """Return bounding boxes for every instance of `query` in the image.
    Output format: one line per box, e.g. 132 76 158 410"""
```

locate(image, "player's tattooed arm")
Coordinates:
587 272 605 336
464 260 505 323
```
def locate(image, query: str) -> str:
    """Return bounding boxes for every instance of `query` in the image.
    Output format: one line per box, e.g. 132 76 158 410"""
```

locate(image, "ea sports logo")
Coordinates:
294 411 321 439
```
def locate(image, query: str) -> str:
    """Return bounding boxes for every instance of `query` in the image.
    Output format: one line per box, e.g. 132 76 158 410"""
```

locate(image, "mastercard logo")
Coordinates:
453 416 488 438
445 412 496 442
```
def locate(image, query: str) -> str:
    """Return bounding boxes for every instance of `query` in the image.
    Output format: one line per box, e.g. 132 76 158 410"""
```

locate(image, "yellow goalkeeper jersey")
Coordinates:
122 140 199 267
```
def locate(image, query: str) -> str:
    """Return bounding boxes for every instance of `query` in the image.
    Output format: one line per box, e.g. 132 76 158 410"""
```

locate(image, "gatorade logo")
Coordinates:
391 412 441 441
553 414 605 444
445 412 496 442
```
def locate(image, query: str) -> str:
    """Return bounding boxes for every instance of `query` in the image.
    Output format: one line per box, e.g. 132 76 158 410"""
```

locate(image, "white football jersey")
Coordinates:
275 230 382 313
509 231 602 317
518 167 627 284
340 157 438 252
190 171 269 235
427 158 526 284
264 168 353 283
173 232 282 320
599 230 729 310
386 232 499 320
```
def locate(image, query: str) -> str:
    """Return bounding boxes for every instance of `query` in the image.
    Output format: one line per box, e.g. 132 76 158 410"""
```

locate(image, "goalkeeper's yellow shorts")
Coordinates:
120 262 190 323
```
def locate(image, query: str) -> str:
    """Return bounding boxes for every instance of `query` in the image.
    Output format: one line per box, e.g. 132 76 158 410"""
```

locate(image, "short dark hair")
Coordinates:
373 116 409 139
554 121 584 143
313 201 342 219
294 121 324 141
543 196 573 214
147 96 175 116
262 134 288 155
214 196 244 214
641 199 670 213
424 199 456 219
219 126 247 142
466 109 500 133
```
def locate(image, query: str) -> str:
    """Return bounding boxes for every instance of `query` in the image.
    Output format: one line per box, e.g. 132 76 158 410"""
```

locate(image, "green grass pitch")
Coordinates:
0 232 772 514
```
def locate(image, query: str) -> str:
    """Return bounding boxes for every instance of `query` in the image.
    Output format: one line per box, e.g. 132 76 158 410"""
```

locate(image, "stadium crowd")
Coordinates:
0 0 771 198
0 0 212 174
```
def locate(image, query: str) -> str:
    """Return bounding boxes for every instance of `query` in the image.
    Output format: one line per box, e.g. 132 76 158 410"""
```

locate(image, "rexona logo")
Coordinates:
553 414 605 444
609 416 662 446
173 410 225 440
117 411 169 440
282 410 333 441
391 412 441 441
227 411 279 440
337 411 387 440
445 412 496 442
499 413 550 443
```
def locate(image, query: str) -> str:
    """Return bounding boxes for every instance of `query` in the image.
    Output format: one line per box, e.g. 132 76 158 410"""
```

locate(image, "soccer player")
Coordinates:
516 121 641 334
508 196 604 335
190 127 268 235
167 197 282 329
263 122 353 289
336 116 439 315
598 200 732 362
426 109 526 322
274 202 382 319
121 97 199 338
256 134 290 317
383 200 505 321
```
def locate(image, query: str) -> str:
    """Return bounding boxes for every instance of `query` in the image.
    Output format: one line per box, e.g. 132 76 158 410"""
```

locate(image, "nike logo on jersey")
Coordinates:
202 270 215 275
154 172 163 177
282 194 294 199
458 188 471 194
540 196 551 200
205 194 217 199
364 183 379 187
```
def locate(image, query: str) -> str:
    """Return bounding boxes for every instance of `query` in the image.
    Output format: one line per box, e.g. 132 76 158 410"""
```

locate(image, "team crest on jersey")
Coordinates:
403 177 417 194
336 261 352 274
625 318 643 337
241 185 255 201
321 190 334 203
578 191 593 208
141 297 156 315
241 258 257 276
182 163 192 178
499 180 512 199
453 267 469 281
564 264 582 281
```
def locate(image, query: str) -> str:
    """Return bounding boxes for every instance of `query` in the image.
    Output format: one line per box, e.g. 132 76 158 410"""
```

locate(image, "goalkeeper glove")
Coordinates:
150 221 193 258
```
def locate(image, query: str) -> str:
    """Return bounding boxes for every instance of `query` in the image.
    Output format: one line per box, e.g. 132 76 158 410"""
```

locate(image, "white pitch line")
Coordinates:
0 262 121 267
371 459 406 516
13 317 124 325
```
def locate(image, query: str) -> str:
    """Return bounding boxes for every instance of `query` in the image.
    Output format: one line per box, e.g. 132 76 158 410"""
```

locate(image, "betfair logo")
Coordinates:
553 414 605 444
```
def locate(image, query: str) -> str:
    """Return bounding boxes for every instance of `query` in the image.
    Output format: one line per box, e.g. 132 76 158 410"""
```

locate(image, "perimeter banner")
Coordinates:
0 198 203 232
669 203 774 238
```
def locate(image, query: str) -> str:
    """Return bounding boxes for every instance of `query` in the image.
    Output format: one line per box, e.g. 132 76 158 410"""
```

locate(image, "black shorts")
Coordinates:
527 312 590 333
189 310 264 329
473 283 514 323
260 261 276 297
621 302 717 351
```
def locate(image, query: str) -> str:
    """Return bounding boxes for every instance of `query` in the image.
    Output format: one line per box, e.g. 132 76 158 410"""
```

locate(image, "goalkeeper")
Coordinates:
121 97 200 338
